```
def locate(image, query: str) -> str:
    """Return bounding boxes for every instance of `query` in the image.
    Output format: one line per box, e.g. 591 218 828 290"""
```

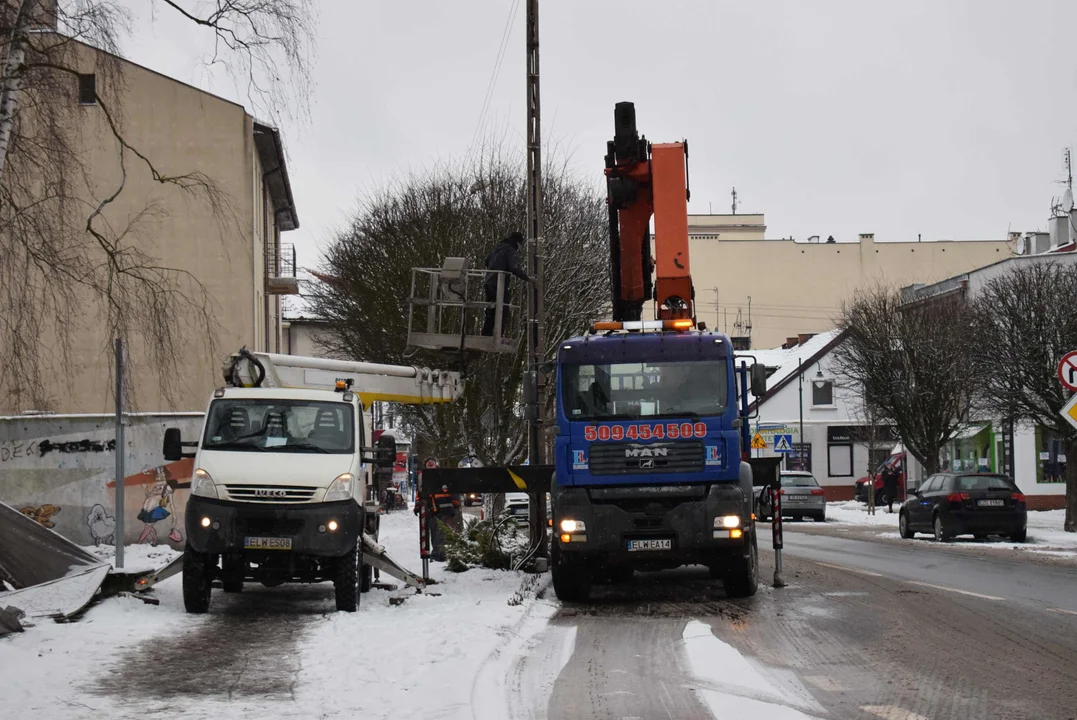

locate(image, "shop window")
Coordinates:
828 444 853 477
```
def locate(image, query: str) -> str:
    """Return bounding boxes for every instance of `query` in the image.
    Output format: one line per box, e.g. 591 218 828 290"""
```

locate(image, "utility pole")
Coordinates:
524 0 547 560
713 287 719 330
114 338 125 569
798 358 804 472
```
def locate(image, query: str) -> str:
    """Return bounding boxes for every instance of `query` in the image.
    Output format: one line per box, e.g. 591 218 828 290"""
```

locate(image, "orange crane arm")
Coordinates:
603 102 695 322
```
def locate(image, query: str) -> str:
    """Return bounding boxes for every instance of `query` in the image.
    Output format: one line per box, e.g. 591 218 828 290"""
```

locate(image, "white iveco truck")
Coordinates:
163 349 460 613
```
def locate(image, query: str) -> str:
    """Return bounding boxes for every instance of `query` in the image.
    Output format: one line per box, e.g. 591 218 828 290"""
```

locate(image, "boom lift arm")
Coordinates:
604 101 695 323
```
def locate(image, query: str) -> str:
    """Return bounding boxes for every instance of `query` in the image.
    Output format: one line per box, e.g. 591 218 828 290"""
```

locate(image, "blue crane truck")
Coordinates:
549 321 766 601
548 102 768 601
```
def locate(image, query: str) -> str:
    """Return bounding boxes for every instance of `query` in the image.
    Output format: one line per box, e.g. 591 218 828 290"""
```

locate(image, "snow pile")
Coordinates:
681 620 825 719
83 542 181 573
825 501 900 527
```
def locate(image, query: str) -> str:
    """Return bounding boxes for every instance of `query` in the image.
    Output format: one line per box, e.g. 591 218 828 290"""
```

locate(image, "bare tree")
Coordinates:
970 261 1077 531
308 144 611 468
0 0 315 410
833 285 975 476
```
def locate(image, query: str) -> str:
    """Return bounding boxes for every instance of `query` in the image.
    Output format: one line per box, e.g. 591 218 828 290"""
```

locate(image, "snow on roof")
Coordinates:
282 273 327 322
735 329 843 392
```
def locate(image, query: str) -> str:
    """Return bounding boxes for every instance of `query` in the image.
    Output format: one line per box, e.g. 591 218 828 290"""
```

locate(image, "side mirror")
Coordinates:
750 363 768 397
163 428 183 462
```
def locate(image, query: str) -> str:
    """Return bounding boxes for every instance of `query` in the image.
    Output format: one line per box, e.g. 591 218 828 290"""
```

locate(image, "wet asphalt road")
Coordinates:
88 521 1077 720
538 525 1077 720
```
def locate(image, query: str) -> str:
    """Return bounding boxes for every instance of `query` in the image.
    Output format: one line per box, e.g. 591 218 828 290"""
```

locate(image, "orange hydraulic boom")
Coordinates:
603 101 694 323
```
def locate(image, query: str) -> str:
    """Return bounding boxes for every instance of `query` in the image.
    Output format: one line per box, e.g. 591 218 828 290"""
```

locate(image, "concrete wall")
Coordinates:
0 40 292 415
0 413 203 549
691 231 1011 348
284 320 331 358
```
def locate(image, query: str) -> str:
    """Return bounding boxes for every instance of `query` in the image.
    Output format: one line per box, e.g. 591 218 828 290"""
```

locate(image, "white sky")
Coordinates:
122 1 1077 270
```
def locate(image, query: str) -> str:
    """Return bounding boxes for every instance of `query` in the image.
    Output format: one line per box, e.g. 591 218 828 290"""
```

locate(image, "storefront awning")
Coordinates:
950 424 988 441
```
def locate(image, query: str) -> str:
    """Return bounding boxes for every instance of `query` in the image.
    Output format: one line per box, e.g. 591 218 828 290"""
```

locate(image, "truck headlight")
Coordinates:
324 473 354 502
715 515 740 529
559 519 586 533
192 468 218 499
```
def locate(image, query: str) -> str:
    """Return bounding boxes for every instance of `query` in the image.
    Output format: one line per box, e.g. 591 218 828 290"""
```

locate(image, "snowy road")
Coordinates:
6 508 1077 720
523 521 1077 720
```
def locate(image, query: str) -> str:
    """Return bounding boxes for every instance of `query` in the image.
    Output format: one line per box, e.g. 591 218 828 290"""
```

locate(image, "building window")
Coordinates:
812 378 834 407
78 74 96 105
827 443 853 477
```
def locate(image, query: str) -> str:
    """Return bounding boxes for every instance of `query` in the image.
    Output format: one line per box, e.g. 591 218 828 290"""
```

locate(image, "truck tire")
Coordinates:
551 542 591 602
360 562 373 593
723 528 758 598
334 546 362 612
182 546 213 614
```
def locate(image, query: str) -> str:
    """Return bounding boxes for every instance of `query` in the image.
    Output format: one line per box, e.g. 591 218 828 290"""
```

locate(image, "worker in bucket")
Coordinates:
481 231 534 337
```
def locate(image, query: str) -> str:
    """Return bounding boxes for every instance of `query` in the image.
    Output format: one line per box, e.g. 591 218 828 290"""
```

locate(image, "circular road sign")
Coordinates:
1058 351 1077 392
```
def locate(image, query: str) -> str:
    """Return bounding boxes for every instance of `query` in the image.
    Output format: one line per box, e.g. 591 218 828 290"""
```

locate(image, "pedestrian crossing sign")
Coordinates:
750 432 766 450
773 434 794 453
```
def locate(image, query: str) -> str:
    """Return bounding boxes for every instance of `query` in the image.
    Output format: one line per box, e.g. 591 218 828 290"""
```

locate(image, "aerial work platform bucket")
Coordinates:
406 257 520 354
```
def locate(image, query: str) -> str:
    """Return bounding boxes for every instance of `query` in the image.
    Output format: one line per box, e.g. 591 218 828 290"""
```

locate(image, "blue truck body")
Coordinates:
548 328 760 600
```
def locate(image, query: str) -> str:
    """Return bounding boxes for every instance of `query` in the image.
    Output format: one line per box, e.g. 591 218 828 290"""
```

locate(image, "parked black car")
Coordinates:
898 473 1027 543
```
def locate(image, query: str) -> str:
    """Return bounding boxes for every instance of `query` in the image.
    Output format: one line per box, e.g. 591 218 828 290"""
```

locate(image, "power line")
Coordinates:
467 0 522 157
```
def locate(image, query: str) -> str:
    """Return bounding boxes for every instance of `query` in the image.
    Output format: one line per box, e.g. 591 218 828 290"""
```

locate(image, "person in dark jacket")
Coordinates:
882 464 900 513
481 231 532 337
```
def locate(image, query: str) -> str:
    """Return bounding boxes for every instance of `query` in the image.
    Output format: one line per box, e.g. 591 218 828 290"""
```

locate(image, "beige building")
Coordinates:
688 214 1012 348
0 38 299 414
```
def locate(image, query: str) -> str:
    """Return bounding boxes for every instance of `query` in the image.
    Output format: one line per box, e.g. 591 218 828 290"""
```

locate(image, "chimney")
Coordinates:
783 336 799 349
798 333 816 345
858 233 874 243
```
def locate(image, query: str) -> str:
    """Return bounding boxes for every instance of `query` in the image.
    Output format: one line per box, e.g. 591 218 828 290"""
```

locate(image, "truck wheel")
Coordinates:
723 528 758 598
360 561 373 593
551 543 591 602
182 546 213 613
334 546 362 612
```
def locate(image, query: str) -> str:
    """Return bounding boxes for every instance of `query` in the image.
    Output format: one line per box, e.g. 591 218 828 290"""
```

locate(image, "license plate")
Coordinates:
244 536 292 550
626 539 672 552
977 499 1004 507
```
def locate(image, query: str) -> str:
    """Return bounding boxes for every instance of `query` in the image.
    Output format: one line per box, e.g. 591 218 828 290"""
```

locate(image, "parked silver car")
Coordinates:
779 471 826 522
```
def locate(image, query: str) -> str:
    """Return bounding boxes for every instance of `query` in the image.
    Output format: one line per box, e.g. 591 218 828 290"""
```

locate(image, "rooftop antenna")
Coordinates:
731 187 738 215
746 295 753 339
1064 148 1074 214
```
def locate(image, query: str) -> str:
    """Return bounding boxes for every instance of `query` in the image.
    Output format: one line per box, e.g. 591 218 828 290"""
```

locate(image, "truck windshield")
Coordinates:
562 360 728 420
201 399 355 454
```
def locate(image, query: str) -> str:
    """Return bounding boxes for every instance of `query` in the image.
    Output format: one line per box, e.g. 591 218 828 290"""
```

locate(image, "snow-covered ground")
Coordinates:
1 508 559 720
682 620 825 719
823 501 1077 557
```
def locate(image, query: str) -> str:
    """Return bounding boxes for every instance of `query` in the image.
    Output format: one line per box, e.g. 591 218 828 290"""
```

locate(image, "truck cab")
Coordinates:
164 349 460 614
550 324 764 601
166 385 372 613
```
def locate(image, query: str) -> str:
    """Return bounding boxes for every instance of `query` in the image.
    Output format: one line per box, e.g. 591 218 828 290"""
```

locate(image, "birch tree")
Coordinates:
0 0 315 409
309 146 611 467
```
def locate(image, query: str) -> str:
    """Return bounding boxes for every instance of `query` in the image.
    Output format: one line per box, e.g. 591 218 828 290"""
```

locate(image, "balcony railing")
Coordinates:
266 242 299 295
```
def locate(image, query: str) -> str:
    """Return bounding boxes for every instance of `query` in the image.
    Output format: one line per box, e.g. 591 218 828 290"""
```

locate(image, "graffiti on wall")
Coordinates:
86 504 117 545
20 504 61 528
107 457 194 546
38 438 116 456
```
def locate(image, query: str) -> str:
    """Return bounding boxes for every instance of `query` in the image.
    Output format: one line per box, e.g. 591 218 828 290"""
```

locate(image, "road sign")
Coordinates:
1059 351 1077 392
773 434 794 453
1062 394 1077 431
751 432 766 450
